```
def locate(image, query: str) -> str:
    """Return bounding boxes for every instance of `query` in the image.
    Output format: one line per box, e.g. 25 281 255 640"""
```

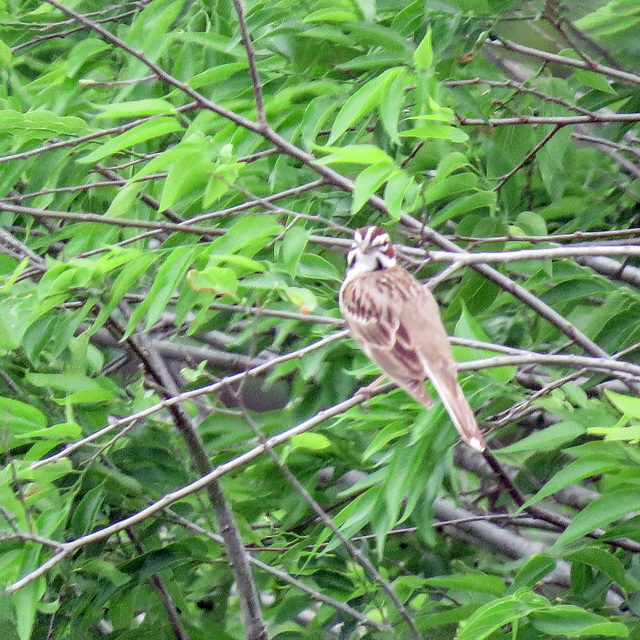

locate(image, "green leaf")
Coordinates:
552 486 640 550
26 373 104 393
425 571 506 597
516 210 547 236
297 254 341 281
429 191 496 227
125 244 202 337
79 559 130 587
70 483 105 537
0 293 38 350
281 226 310 277
413 25 433 70
13 547 44 640
95 99 175 119
497 421 585 454
456 589 550 640
66 38 112 77
316 144 394 166
508 555 557 593
53 387 113 405
328 67 400 144
303 8 357 22
606 390 640 418
423 173 478 205
362 422 411 460
159 153 211 211
352 163 395 215
79 118 182 164
384 171 414 220
92 252 158 332
379 68 407 142
188 62 248 89
530 605 628 637
454 302 516 384
0 398 46 433
283 287 317 314
519 455 620 511
0 38 12 66
15 422 82 441
291 433 331 450
209 216 281 255
565 545 640 592
399 123 468 142
187 266 238 298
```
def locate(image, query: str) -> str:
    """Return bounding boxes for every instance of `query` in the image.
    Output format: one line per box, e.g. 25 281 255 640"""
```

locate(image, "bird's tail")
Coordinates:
425 372 486 452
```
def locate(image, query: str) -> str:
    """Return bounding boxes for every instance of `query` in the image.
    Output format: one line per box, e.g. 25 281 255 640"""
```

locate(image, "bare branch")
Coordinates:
231 0 266 125
8 385 382 593
486 38 640 86
496 124 565 191
427 244 640 264
457 112 640 127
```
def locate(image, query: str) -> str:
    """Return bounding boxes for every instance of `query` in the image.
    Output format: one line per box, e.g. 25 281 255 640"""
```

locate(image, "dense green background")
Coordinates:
2 0 640 638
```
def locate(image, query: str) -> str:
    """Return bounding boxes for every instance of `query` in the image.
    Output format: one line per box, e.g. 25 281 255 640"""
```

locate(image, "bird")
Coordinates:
339 226 486 452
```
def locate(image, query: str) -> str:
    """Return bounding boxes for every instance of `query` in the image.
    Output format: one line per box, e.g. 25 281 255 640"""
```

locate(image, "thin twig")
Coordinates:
457 112 640 127
496 124 565 190
486 38 640 86
231 0 266 125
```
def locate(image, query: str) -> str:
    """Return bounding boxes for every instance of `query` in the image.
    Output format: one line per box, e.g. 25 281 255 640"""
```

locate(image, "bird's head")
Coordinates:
344 226 396 282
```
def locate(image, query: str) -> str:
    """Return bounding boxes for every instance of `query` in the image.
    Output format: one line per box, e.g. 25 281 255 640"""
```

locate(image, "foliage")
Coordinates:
1 0 640 638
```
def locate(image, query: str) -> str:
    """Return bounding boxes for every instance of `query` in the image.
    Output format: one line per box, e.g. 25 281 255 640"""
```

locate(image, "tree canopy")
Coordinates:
2 0 640 638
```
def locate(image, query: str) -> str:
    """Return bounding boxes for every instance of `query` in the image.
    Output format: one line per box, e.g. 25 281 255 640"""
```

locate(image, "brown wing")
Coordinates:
340 266 433 407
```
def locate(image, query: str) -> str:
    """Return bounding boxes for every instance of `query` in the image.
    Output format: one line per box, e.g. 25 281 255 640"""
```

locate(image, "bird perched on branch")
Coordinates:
339 226 485 452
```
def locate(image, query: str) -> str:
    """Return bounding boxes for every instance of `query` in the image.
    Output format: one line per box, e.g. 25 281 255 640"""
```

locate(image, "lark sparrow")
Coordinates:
339 226 485 452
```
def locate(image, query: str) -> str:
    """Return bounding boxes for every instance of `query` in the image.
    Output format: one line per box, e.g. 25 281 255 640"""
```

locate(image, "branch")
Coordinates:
231 0 266 125
111 304 268 640
124 526 189 640
457 112 640 127
444 77 594 116
30 330 349 470
31 337 640 473
496 124 565 190
427 244 640 264
486 38 640 86
0 103 196 165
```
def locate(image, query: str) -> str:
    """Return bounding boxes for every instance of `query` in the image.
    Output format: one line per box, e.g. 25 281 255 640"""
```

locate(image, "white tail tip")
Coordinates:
468 437 485 452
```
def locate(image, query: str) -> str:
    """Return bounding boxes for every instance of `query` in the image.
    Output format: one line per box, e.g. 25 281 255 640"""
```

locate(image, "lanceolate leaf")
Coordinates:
328 67 401 144
519 455 621 511
351 163 394 215
79 118 182 164
552 487 640 550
